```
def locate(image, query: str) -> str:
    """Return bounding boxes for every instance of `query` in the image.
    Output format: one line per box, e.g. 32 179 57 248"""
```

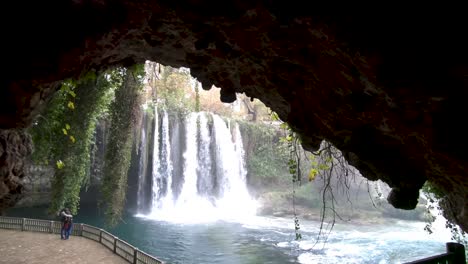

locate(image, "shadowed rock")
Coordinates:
0 3 467 231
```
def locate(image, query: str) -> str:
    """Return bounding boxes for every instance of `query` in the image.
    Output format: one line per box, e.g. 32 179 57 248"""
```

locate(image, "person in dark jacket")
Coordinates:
58 208 73 240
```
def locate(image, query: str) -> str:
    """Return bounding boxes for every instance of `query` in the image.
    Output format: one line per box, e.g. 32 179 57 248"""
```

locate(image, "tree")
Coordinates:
241 96 258 122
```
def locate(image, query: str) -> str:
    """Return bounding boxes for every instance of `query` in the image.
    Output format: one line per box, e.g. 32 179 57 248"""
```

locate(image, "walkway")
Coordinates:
0 229 128 264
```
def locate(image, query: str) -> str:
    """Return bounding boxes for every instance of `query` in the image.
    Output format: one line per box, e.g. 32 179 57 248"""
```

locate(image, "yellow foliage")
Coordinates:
308 168 318 181
69 135 76 143
62 128 68 135
56 160 65 169
65 124 71 130
67 101 75 110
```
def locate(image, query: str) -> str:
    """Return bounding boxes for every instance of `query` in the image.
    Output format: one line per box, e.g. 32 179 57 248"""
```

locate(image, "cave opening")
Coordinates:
1 3 468 262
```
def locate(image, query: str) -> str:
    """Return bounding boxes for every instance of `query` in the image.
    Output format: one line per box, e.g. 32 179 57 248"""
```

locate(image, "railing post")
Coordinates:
80 224 83 236
113 236 118 253
21 218 25 231
133 247 138 264
50 221 53 233
99 229 103 243
446 242 466 264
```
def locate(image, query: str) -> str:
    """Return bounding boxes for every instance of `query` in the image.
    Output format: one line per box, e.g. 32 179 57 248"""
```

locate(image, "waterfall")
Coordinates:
159 111 173 208
151 107 160 210
140 111 257 223
212 116 257 218
234 123 248 193
176 113 199 205
136 112 149 212
196 113 213 197
150 108 174 211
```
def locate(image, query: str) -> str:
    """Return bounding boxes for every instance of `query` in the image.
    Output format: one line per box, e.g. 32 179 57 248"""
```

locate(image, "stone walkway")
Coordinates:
0 229 128 264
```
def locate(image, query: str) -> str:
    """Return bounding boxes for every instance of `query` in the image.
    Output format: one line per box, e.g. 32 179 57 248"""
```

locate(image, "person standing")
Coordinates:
58 208 73 239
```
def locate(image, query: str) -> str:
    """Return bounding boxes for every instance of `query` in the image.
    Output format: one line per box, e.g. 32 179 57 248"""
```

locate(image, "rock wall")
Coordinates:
1 2 467 231
15 164 53 208
14 118 109 208
0 130 33 212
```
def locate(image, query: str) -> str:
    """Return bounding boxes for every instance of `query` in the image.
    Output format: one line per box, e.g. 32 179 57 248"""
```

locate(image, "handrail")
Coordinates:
405 242 466 264
0 216 164 264
3 215 464 264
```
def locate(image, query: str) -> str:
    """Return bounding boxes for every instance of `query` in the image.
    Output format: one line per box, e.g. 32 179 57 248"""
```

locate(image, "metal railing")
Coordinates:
2 216 464 264
405 242 466 264
0 216 164 264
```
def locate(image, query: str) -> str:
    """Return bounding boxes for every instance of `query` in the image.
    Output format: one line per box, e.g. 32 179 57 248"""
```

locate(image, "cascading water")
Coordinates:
142 111 257 223
176 112 199 206
212 115 257 218
196 113 213 198
136 112 149 213
159 110 173 208
151 108 174 211
234 123 247 185
151 106 160 209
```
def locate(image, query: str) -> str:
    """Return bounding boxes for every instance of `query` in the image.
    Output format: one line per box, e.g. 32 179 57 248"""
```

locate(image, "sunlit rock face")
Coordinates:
1 2 467 231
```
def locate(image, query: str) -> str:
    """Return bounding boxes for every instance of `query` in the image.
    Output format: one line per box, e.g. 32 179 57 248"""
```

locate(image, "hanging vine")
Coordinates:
272 111 358 244
272 112 303 240
422 182 468 248
101 65 144 227
29 71 116 215
288 130 302 240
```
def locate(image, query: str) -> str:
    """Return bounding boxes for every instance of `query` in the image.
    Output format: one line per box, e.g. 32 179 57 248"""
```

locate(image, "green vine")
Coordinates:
101 65 144 227
289 132 302 240
272 112 302 240
29 70 116 215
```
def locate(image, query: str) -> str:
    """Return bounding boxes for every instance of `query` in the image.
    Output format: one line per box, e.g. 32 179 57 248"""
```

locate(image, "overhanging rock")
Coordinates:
1 3 467 231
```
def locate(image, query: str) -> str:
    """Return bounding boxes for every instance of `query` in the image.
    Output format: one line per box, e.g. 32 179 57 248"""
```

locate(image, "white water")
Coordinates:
197 112 213 198
419 191 453 240
136 113 148 212
135 110 455 263
293 219 451 264
369 180 452 242
131 211 453 264
164 112 174 203
174 112 199 208
212 116 257 218
151 106 160 211
146 112 257 223
158 111 174 210
234 215 453 264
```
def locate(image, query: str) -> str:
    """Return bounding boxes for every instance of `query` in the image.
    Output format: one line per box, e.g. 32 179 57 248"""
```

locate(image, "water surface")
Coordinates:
6 205 450 264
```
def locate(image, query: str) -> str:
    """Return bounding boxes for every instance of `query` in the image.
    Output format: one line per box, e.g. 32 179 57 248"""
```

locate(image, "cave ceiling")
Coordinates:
1 2 467 231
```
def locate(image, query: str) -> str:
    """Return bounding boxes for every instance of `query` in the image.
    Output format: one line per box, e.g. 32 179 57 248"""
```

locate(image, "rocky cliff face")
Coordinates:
14 118 109 208
1 2 467 231
15 164 53 208
0 130 33 211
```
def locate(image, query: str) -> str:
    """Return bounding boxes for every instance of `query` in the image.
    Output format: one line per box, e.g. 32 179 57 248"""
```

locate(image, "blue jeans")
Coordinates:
61 223 73 239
